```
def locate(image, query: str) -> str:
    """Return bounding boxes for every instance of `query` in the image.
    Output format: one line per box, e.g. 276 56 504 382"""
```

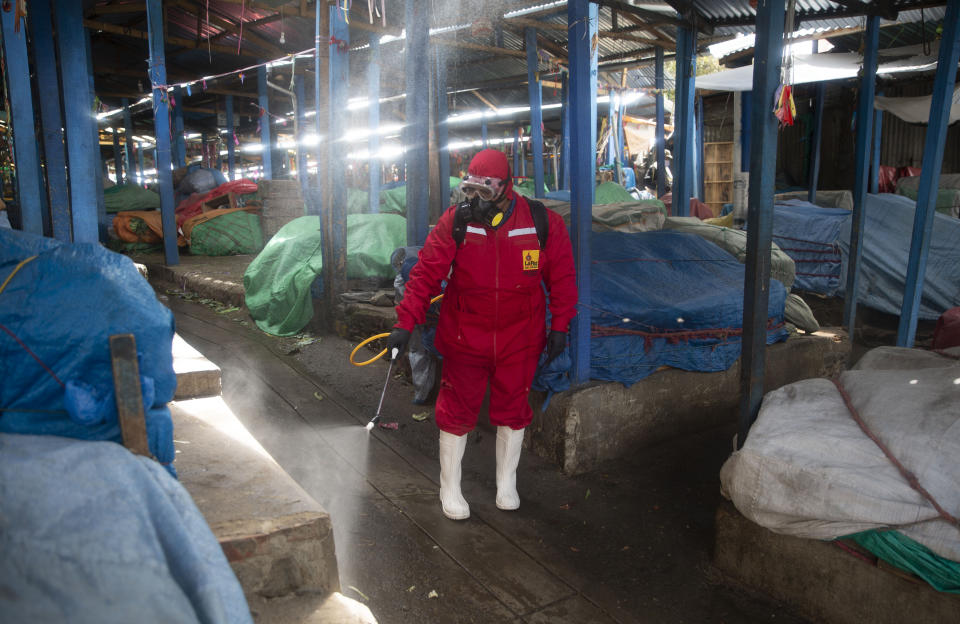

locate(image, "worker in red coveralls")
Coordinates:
387 149 577 520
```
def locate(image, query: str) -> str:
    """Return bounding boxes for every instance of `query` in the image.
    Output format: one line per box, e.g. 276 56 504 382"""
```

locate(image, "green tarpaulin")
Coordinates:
844 530 960 594
347 178 462 216
190 212 264 256
594 181 636 204
104 184 161 213
244 213 406 336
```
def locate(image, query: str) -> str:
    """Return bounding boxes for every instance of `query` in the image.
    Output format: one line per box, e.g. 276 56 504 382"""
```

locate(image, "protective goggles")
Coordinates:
460 175 506 201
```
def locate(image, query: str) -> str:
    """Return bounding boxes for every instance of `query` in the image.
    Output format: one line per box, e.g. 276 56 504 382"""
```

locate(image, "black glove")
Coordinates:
386 328 411 358
544 330 566 365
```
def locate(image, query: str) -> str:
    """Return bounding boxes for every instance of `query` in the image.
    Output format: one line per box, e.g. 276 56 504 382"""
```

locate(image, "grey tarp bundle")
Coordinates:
775 190 853 211
720 345 960 563
0 433 252 623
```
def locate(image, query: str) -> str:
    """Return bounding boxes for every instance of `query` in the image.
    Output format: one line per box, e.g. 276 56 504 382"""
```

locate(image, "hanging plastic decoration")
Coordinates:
773 84 796 127
239 72 245 85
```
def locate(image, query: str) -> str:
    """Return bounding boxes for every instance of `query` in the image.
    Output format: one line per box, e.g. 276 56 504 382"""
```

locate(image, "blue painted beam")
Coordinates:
560 70 570 191
435 46 450 208
84 27 106 240
29 0 69 240
897 1 960 347
295 78 309 200
618 96 627 165
525 27 545 199
807 86 825 202
606 95 617 168
673 24 696 216
258 67 272 180
54 0 99 243
309 5 322 217
513 128 521 177
1 8 43 235
737 0 787 449
327 3 350 293
144 0 178 265
137 141 145 184
696 94 704 199
123 98 136 183
567 0 598 386
369 37 382 213
740 91 751 173
173 85 186 168
481 117 489 147
655 47 666 199
112 129 124 183
842 14 880 333
404 0 430 245
226 95 236 181
870 103 883 194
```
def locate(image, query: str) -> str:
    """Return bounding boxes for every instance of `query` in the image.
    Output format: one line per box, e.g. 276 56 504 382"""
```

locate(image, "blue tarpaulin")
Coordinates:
0 228 176 471
536 230 789 391
768 200 849 295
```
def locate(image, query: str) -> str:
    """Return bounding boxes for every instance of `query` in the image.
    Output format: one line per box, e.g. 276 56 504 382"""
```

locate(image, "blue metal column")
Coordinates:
696 94 704 199
295 78 309 199
84 28 106 239
404 0 429 245
225 95 236 181
740 91 751 172
481 117 488 147
525 27 545 198
567 0 598 386
870 103 883 194
606 95 617 168
897 1 960 347
326 3 350 296
842 14 880 333
258 67 272 179
618 96 627 165
54 0 100 242
173 85 186 167
435 46 450 207
123 98 136 181
655 47 666 198
738 0 787 448
137 142 145 184
112 129 124 183
513 128 521 176
673 25 696 216
560 70 570 190
29 0 69 239
807 76 825 201
144 0 178 265
369 37 382 213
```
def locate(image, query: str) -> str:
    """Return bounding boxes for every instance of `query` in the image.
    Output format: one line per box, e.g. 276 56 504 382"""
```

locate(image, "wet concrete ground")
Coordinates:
165 294 810 624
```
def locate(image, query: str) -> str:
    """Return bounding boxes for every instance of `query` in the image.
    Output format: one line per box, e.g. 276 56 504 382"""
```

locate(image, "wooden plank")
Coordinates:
109 334 152 457
84 18 249 55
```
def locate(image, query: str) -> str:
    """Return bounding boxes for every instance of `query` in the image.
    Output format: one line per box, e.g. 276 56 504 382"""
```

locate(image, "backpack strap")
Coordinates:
451 201 472 247
527 199 549 249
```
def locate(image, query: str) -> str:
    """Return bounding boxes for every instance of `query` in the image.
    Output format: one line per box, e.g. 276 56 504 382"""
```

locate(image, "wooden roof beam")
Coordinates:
84 19 253 56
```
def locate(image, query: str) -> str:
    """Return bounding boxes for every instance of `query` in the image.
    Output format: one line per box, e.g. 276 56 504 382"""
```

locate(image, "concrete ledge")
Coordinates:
529 330 850 474
713 501 960 624
173 333 222 400
135 253 251 308
171 397 340 600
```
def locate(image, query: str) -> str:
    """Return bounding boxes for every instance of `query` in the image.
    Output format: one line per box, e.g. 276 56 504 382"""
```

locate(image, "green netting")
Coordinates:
513 179 550 198
594 181 636 204
243 213 407 336
843 530 960 594
190 211 264 256
104 184 161 213
896 186 960 216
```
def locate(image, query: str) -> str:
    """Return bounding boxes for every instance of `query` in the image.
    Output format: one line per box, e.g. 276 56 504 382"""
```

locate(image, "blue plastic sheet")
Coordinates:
0 433 252 623
838 193 960 320
0 229 176 470
769 200 849 295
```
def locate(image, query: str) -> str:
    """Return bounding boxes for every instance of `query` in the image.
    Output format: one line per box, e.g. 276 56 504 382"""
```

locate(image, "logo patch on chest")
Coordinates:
522 249 540 271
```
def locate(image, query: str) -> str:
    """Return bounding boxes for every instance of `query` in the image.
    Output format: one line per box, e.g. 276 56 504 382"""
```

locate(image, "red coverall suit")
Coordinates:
394 193 578 435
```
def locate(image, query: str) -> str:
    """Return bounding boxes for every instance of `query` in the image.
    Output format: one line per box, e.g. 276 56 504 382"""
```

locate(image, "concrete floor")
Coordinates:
164 293 812 624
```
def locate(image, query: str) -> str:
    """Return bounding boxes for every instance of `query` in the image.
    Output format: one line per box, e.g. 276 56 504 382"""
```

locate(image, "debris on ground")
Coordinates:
411 412 430 422
313 392 323 401
378 422 399 430
347 585 369 602
427 590 438 599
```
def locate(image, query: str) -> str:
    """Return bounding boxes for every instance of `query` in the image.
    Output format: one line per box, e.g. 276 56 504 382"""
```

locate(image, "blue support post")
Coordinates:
567 0 598 386
54 0 99 243
807 80 825 202
618 97 627 165
740 91 751 172
258 67 272 179
295 78 309 200
897 1 960 347
606 95 617 167
696 94 704 199
123 98 136 182
513 128 521 176
0 7 43 235
560 70 570 191
144 0 179 265
481 117 488 147
673 25 696 216
137 142 145 184
310 6 323 217
404 0 429 245
655 47 666 199
738 0 787 448
870 102 883 194
84 28 106 239
325 2 350 300
525 27 545 198
226 95 236 181
435 46 450 207
112 129 124 183
369 37 382 213
173 85 186 167
28 0 69 239
842 15 881 333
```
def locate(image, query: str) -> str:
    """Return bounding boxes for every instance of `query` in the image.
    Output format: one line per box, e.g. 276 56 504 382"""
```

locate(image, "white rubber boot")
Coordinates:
438 430 470 520
495 426 525 510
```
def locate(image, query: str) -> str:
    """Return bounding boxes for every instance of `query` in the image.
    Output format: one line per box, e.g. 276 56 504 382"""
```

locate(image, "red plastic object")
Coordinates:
932 307 960 350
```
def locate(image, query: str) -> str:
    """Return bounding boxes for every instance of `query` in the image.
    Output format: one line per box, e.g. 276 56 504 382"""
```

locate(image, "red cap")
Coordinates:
467 149 513 198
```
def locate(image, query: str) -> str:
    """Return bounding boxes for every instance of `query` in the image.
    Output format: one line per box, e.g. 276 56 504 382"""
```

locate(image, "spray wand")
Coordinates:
365 347 399 431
